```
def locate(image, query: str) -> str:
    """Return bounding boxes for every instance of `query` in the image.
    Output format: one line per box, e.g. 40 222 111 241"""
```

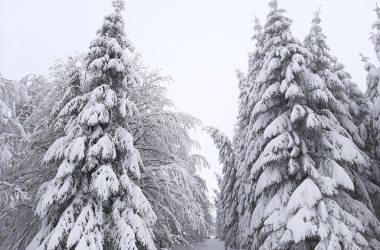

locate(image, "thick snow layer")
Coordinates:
287 178 322 213
255 166 282 198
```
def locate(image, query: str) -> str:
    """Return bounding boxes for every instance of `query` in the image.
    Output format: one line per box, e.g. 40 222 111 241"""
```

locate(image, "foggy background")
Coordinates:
1 0 378 204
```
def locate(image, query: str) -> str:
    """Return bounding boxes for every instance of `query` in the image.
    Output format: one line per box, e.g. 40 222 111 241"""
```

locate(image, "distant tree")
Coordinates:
206 127 237 249
234 15 267 249
207 15 266 249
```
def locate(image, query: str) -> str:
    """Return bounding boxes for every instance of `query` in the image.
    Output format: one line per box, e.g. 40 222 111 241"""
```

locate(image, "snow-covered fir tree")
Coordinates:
364 3 380 219
1 50 212 250
368 3 380 171
230 1 380 249
1 5 211 248
235 15 263 143
27 1 157 249
207 16 266 249
332 58 369 145
304 9 380 245
206 127 237 247
304 8 366 148
235 15 265 163
234 15 271 249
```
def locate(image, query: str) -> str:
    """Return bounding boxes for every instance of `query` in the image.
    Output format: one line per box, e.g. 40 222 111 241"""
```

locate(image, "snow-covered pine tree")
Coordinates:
332 58 369 144
368 3 380 171
304 9 380 245
233 15 270 248
364 3 380 219
235 15 263 144
235 1 377 249
332 57 380 226
235 15 264 162
304 8 366 149
2 49 212 250
209 19 266 243
27 1 157 249
205 127 237 248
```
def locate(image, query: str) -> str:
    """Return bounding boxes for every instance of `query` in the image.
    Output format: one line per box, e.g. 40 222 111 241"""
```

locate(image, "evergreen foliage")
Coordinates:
209 1 380 249
2 1 380 249
0 2 212 249
27 1 158 249
364 3 380 220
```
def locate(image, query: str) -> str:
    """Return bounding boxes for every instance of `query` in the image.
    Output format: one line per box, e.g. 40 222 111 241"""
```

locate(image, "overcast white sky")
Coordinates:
1 0 378 201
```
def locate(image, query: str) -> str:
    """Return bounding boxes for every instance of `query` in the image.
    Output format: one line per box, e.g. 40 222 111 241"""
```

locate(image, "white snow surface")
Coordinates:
173 239 225 250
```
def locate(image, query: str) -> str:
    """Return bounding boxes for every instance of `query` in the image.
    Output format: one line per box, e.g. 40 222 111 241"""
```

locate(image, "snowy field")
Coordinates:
174 239 224 250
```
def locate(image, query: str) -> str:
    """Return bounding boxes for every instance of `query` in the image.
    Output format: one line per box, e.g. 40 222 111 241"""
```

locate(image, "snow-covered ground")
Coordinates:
173 239 224 250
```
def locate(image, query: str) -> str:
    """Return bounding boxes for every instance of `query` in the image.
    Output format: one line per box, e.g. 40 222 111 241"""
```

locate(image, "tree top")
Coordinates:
112 0 125 13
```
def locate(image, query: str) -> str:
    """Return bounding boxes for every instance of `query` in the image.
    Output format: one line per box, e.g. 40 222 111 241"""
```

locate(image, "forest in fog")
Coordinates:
1 0 380 249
